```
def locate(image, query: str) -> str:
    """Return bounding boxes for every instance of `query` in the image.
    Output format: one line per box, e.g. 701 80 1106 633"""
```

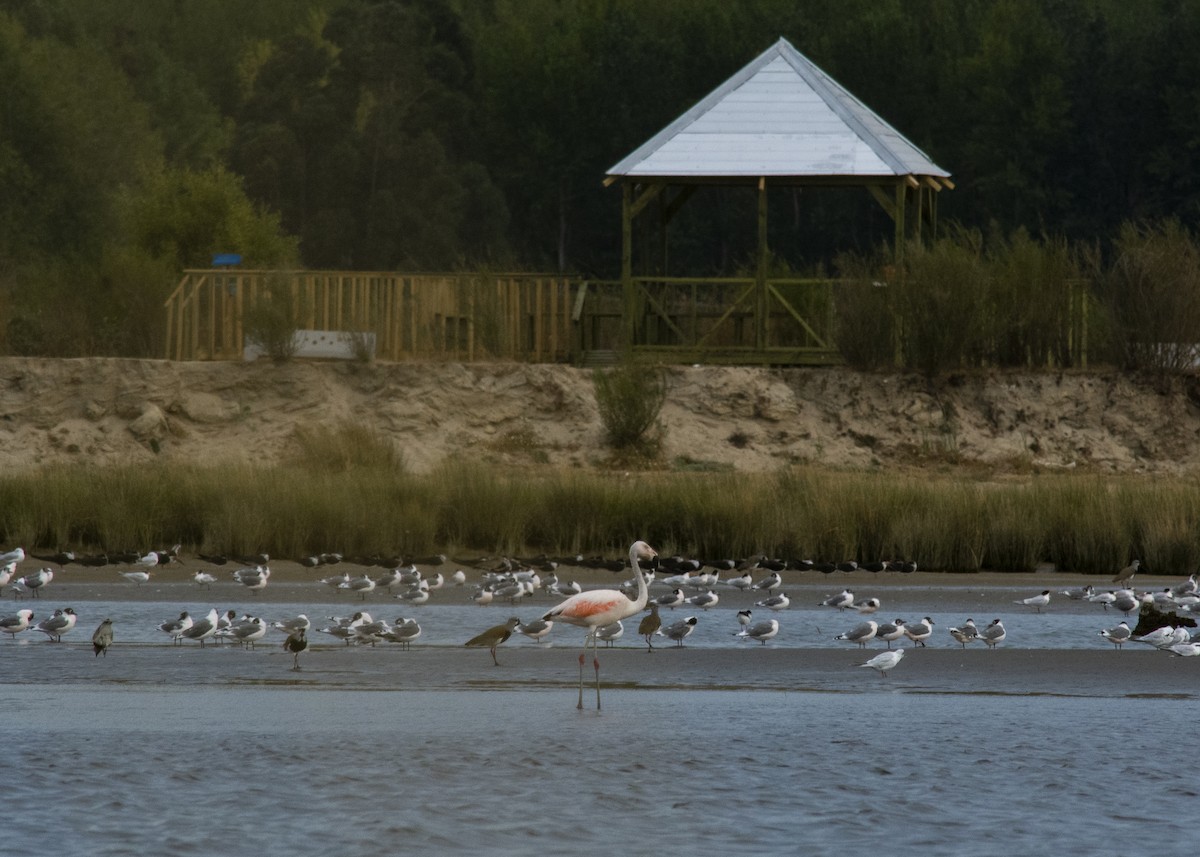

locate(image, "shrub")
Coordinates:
243 275 299 362
592 362 667 453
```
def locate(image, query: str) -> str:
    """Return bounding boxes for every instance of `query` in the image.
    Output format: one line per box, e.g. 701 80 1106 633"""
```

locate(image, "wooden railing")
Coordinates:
164 270 576 362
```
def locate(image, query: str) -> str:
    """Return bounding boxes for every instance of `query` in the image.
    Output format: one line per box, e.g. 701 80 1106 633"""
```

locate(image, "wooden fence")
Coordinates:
164 270 576 362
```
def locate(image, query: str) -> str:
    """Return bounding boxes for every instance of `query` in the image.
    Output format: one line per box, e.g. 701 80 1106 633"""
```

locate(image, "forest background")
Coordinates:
0 0 1196 361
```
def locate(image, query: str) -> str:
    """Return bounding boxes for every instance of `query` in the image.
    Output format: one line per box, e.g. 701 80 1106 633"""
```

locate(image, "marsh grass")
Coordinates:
2 461 1200 574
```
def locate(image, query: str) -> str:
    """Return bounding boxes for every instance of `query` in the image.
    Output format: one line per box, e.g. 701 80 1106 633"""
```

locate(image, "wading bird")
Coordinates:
465 617 521 666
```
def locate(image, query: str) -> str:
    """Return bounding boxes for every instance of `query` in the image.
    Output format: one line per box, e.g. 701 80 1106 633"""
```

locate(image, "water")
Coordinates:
3 685 1193 855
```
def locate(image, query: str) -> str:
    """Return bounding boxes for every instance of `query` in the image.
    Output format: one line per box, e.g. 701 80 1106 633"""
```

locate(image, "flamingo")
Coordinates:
541 540 657 710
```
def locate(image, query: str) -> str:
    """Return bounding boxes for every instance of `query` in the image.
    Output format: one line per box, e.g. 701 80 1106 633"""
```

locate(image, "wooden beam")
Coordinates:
867 185 897 219
629 183 666 218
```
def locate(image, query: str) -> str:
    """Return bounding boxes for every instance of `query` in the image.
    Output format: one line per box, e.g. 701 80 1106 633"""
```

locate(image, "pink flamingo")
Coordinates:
542 539 657 710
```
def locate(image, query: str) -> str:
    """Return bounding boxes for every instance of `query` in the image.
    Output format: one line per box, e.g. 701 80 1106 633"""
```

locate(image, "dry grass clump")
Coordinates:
289 421 405 473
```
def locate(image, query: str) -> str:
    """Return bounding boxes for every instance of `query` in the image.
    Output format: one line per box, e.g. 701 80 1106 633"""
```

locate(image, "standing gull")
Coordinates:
948 619 979 647
904 617 935 647
516 618 554 643
34 608 77 642
657 616 698 647
734 618 779 645
0 608 34 640
835 620 878 648
860 649 906 677
1099 621 1132 650
979 618 1006 649
1014 590 1051 613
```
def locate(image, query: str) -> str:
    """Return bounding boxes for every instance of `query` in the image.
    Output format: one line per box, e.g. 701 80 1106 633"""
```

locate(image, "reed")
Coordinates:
2 460 1200 575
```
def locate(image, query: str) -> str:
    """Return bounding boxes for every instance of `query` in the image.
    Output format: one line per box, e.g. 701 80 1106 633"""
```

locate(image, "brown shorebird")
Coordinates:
637 603 662 652
1113 559 1140 587
465 617 521 666
92 618 113 657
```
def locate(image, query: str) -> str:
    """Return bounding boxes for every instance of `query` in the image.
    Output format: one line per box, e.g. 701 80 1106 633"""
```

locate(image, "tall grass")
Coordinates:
4 459 1200 574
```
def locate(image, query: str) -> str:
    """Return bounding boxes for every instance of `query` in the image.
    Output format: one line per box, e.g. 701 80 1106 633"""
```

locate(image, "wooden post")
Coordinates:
894 181 907 263
622 182 635 352
756 177 768 350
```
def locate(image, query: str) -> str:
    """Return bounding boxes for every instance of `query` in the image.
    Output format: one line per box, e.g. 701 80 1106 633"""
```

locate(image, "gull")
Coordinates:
158 611 193 645
1112 559 1140 587
34 608 77 642
1061 584 1095 601
1170 574 1198 599
820 590 854 610
1099 621 1132 649
92 618 113 657
131 550 159 571
214 609 239 640
875 619 907 649
396 584 430 605
0 546 25 565
272 614 310 635
341 574 376 600
948 619 979 647
472 586 495 607
18 568 53 598
386 617 422 649
231 617 268 649
904 617 935 647
119 571 151 586
1131 626 1181 649
424 573 444 590
854 597 881 614
593 620 624 647
283 629 308 670
734 618 779 645
654 588 686 610
685 590 719 611
1167 642 1200 657
637 603 662 652
516 618 554 643
1014 590 1051 613
1112 590 1140 616
657 616 698 647
192 571 217 588
753 572 782 592
754 592 790 611
725 572 755 591
736 609 753 627
659 570 693 588
979 619 1006 649
352 616 392 647
1151 589 1178 611
0 561 16 589
373 569 408 592
1087 590 1117 610
232 566 271 594
860 649 905 677
551 580 582 598
320 573 350 591
0 608 34 640
180 608 219 647
318 612 368 645
465 617 521 666
835 620 878 648
451 570 467 586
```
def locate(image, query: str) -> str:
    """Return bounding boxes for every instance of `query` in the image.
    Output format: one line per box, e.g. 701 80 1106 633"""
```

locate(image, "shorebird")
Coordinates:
753 572 782 592
283 628 308 670
341 574 376 600
875 618 907 649
542 540 659 709
1130 626 1180 649
860 649 905 677
755 592 790 611
1112 560 1140 587
232 566 271 594
386 617 422 649
657 616 698 647
653 588 686 610
820 590 854 610
230 617 267 648
1014 590 1051 613
1061 584 1095 601
465 617 521 666
979 619 1006 649
516 618 554 643
1112 590 1139 616
734 618 779 645
0 608 34 640
119 570 151 586
18 568 53 598
158 611 193 645
1099 621 1132 649
594 620 624 647
726 572 755 591
396 584 430 605
904 617 935 647
34 607 76 642
92 618 113 657
948 619 979 647
835 620 878 648
180 608 219 647
638 603 662 652
0 561 15 589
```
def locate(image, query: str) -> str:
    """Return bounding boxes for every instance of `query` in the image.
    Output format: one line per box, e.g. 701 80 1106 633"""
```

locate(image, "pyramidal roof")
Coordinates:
608 37 949 180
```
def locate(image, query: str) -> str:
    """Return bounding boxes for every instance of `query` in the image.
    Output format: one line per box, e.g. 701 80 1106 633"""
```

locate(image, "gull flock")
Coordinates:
1 545 1199 676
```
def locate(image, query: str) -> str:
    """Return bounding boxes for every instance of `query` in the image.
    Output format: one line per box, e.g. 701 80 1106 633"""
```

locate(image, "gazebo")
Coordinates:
597 37 953 365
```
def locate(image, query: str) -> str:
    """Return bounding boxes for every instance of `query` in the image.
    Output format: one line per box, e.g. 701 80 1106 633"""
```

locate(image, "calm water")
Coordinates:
4 684 1194 855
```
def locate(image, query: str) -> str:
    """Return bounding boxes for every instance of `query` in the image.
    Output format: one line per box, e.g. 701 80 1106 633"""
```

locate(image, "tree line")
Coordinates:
1 0 1198 358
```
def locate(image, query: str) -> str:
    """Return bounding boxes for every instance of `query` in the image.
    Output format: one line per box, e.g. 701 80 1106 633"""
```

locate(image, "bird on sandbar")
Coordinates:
465 617 521 666
158 611 193 645
1014 590 1051 613
180 608 219 647
875 618 907 649
657 616 698 648
948 618 979 647
541 540 659 709
516 618 554 643
386 617 422 649
755 592 790 611
0 608 34 640
34 607 77 642
283 628 308 670
1112 559 1140 588
1100 621 1132 649
594 620 623 647
734 618 779 645
653 588 686 610
904 617 935 647
192 571 217 589
835 620 878 648
979 618 1006 649
860 649 905 677
18 568 53 598
819 590 854 610
92 618 114 657
637 603 662 652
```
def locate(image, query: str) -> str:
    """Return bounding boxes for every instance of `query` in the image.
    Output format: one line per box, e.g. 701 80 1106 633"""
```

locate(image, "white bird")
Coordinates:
736 609 753 627
734 618 779 645
853 597 881 614
472 586 495 606
654 588 686 609
753 572 782 592
132 550 159 570
542 541 658 709
119 570 151 586
657 616 698 647
424 573 444 590
948 619 979 647
340 574 375 600
0 608 34 639
1061 584 1094 600
1131 626 1181 649
551 580 582 597
192 571 217 588
272 614 310 635
685 590 719 610
387 617 422 649
1087 590 1117 610
451 570 467 586
594 620 624 647
320 572 350 591
725 572 754 591
0 546 25 566
231 617 268 648
820 590 854 610
396 584 430 605
180 608 219 647
18 568 54 597
232 566 271 594
1167 642 1200 657
0 561 17 588
1099 621 1131 649
904 616 934 647
34 607 77 642
835 620 878 648
1014 590 1051 612
979 619 1006 649
754 592 790 611
516 618 554 643
157 611 193 645
860 649 906 677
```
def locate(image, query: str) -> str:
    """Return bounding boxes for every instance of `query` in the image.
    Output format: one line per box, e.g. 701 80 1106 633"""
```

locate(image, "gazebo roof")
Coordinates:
607 37 950 181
